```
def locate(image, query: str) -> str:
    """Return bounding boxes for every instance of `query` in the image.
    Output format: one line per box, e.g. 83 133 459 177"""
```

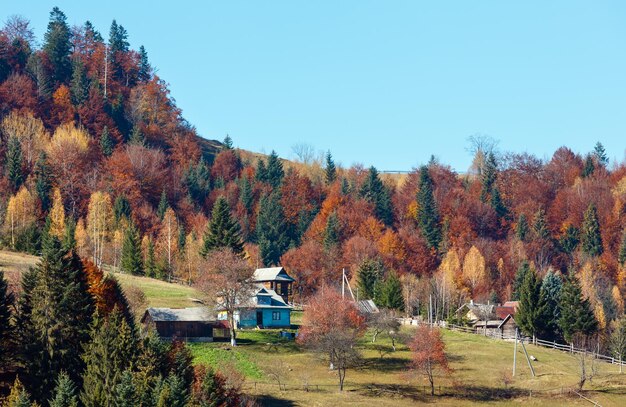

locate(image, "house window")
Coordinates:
272 311 281 321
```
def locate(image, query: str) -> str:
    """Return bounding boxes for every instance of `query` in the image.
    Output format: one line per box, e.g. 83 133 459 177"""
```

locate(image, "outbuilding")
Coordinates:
141 307 230 342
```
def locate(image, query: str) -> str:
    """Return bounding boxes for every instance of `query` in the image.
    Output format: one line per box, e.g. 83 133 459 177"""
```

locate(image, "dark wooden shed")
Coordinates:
141 307 229 342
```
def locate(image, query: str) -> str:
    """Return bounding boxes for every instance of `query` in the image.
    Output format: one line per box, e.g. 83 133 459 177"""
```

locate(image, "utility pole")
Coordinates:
517 329 536 377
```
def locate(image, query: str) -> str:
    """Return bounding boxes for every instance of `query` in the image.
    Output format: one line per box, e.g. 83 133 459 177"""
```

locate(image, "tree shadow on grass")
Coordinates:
255 395 298 407
443 385 526 402
356 383 430 402
362 356 411 372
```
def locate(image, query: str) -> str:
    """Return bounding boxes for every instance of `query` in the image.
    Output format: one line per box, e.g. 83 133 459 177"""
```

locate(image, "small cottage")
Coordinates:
498 314 518 338
220 286 292 329
141 307 230 342
456 301 496 324
253 267 295 304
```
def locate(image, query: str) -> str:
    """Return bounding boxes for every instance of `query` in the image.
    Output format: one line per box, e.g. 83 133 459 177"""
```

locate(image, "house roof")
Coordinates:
356 299 380 314
143 307 216 322
498 314 516 329
473 320 502 328
253 267 295 282
251 285 292 309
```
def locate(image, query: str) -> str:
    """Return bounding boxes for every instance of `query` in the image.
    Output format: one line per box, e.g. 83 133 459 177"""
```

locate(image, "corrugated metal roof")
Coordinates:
356 299 379 314
252 285 292 309
253 267 295 282
144 307 215 322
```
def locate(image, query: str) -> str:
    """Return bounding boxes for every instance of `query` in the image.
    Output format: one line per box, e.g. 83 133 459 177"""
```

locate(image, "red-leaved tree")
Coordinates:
409 326 451 396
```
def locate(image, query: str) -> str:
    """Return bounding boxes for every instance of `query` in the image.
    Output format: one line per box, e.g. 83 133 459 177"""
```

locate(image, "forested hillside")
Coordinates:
2 7 626 349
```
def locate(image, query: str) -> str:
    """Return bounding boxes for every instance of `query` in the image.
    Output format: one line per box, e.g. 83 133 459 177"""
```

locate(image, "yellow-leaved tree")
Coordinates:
49 188 66 238
0 110 49 166
3 186 37 248
462 246 486 295
86 191 113 268
435 249 462 319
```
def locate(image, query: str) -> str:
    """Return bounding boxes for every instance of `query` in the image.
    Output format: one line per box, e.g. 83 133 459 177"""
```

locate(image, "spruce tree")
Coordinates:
157 190 169 220
558 275 598 343
138 45 151 82
22 236 94 402
416 166 441 251
113 370 138 407
619 230 626 265
256 192 289 266
323 211 341 251
6 378 33 407
49 371 79 407
0 271 15 374
265 150 284 188
43 7 72 85
145 238 157 278
533 208 550 241
239 175 254 213
63 216 77 251
192 366 228 407
200 196 244 257
512 261 531 301
360 166 393 226
582 155 595 178
541 271 563 340
516 268 547 338
100 126 114 157
516 214 529 242
70 58 89 105
325 151 337 185
121 221 144 275
593 141 608 166
490 186 508 219
581 203 603 257
480 152 497 203
357 259 384 300
255 159 268 183
113 195 132 224
6 136 24 192
34 152 52 212
81 309 137 407
163 373 189 407
129 126 145 146
223 134 233 149
559 224 580 255
381 271 405 311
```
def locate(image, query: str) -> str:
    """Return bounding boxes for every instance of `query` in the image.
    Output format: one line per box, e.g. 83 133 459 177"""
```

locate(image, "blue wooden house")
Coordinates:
218 267 295 329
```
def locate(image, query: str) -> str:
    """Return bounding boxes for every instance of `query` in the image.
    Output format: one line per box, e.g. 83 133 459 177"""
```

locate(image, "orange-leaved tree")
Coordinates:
409 325 451 396
297 289 366 391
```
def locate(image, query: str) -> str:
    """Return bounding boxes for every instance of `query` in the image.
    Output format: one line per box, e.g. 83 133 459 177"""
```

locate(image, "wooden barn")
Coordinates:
141 307 230 342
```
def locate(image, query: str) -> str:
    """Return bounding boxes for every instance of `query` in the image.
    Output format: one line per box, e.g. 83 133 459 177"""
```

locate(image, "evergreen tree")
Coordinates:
532 208 550 241
265 150 284 188
490 186 508 219
541 271 563 340
559 224 580 255
70 58 89 105
559 275 598 343
480 152 497 203
138 45 151 82
516 268 547 338
0 271 15 374
121 221 144 275
100 126 114 157
512 261 531 301
43 7 72 85
109 20 129 54
129 126 145 146
619 230 626 265
157 190 169 220
581 203 603 257
255 158 268 183
357 259 384 300
582 155 595 178
184 158 211 205
416 166 441 251
81 309 137 407
63 216 77 251
360 166 393 226
34 152 52 212
223 134 233 149
113 370 138 407
380 271 405 311
49 371 79 407
593 141 608 166
6 377 33 407
113 195 132 223
516 214 529 242
144 238 157 278
323 211 341 251
21 236 94 402
239 175 254 213
192 366 228 407
256 192 289 266
325 151 337 185
200 196 244 257
6 136 24 192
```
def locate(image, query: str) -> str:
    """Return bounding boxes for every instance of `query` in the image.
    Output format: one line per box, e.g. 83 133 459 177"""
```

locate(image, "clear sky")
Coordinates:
3 1 626 172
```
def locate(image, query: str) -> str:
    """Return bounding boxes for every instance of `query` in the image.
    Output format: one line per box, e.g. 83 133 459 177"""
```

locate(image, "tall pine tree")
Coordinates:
49 371 79 407
416 166 441 251
541 271 563 340
516 268 547 339
200 196 244 257
34 152 52 212
323 211 341 251
360 166 393 226
99 126 114 157
357 259 384 300
265 150 284 188
43 7 72 85
516 213 529 242
0 271 15 375
121 221 144 275
325 151 337 185
256 192 289 266
6 136 24 192
559 275 598 343
581 203 603 257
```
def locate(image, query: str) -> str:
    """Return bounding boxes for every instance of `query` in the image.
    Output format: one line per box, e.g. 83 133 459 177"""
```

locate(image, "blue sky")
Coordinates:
3 1 626 171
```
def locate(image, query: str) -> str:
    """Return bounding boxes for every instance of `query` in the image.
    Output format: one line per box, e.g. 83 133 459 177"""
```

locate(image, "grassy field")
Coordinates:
2 249 626 406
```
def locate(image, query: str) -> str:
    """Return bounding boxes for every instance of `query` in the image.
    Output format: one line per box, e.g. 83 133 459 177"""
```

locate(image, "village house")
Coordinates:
218 267 295 329
141 307 230 342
